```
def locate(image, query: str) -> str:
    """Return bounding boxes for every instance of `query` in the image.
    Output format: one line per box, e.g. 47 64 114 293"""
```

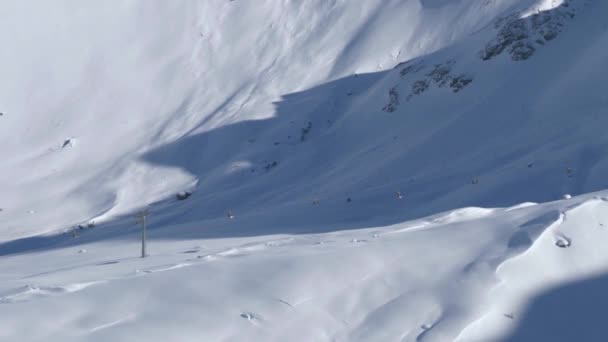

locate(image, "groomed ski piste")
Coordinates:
1 0 608 341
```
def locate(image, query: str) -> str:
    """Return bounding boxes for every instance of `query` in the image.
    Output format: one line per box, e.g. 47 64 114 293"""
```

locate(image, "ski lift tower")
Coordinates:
136 208 150 258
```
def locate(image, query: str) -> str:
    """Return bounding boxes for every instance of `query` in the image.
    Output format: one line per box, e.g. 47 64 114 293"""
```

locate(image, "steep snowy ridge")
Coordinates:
3 0 594 238
1 0 608 341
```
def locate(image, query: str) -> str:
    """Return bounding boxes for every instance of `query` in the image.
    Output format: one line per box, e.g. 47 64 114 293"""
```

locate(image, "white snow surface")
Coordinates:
1 0 608 341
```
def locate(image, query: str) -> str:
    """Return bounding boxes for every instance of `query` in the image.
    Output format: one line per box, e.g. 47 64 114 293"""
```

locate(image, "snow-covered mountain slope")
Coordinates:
0 0 510 238
3 0 606 239
1 0 608 341
2 193 608 341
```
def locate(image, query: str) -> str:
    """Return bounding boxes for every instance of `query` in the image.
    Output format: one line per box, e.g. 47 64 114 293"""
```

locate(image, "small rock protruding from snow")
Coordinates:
240 313 255 320
78 249 87 254
176 191 192 201
503 313 515 320
62 138 76 148
555 238 571 248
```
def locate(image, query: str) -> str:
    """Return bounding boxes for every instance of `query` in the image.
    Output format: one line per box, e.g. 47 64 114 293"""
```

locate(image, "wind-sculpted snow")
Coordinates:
0 193 607 341
0 282 103 304
458 196 608 341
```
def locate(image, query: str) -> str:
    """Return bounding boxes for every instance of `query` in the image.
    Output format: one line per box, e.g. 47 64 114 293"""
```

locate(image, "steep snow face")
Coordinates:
136 0 608 237
1 0 588 239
